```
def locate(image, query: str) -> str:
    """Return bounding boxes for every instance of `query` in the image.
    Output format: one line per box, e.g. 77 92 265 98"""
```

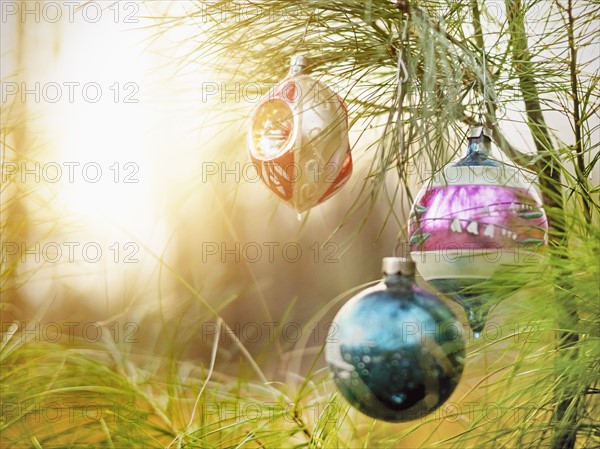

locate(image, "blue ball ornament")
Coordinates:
326 257 466 422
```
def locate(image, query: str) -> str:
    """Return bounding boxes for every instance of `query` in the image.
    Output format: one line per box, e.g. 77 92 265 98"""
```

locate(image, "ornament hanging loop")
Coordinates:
478 45 487 124
394 8 410 87
397 52 409 84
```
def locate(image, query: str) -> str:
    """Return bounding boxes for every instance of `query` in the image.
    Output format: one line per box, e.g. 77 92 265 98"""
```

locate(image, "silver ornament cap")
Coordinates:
468 125 492 140
382 257 415 276
467 125 492 155
289 54 311 75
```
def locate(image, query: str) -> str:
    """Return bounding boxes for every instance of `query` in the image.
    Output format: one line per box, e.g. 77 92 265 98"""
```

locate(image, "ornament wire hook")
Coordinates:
477 31 507 127
393 5 411 255
397 51 409 84
479 47 486 124
396 18 410 86
394 17 410 143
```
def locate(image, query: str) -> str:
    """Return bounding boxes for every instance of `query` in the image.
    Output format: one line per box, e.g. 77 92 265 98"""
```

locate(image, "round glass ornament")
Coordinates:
408 126 548 334
326 257 465 422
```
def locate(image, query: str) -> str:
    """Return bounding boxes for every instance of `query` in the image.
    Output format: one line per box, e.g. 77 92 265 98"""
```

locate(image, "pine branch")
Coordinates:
505 2 581 449
469 0 535 167
505 0 563 224
561 0 592 223
398 1 535 167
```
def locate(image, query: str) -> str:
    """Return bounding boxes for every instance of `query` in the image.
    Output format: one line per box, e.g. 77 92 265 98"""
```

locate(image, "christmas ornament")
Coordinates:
248 54 352 213
408 126 548 335
326 257 465 422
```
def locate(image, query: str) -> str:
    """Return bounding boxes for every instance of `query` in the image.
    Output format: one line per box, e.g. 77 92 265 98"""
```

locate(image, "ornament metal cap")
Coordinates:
468 125 492 141
290 54 311 75
382 257 415 276
467 125 492 156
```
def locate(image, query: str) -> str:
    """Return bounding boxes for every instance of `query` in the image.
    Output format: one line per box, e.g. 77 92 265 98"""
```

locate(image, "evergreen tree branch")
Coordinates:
561 0 592 223
505 0 563 224
505 2 581 449
405 1 535 166
469 0 535 167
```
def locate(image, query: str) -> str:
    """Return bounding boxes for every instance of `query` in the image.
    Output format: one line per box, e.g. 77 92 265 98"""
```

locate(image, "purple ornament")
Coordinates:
408 127 548 334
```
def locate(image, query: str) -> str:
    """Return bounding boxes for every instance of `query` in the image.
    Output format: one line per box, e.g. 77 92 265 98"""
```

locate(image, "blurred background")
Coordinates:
1 1 404 380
